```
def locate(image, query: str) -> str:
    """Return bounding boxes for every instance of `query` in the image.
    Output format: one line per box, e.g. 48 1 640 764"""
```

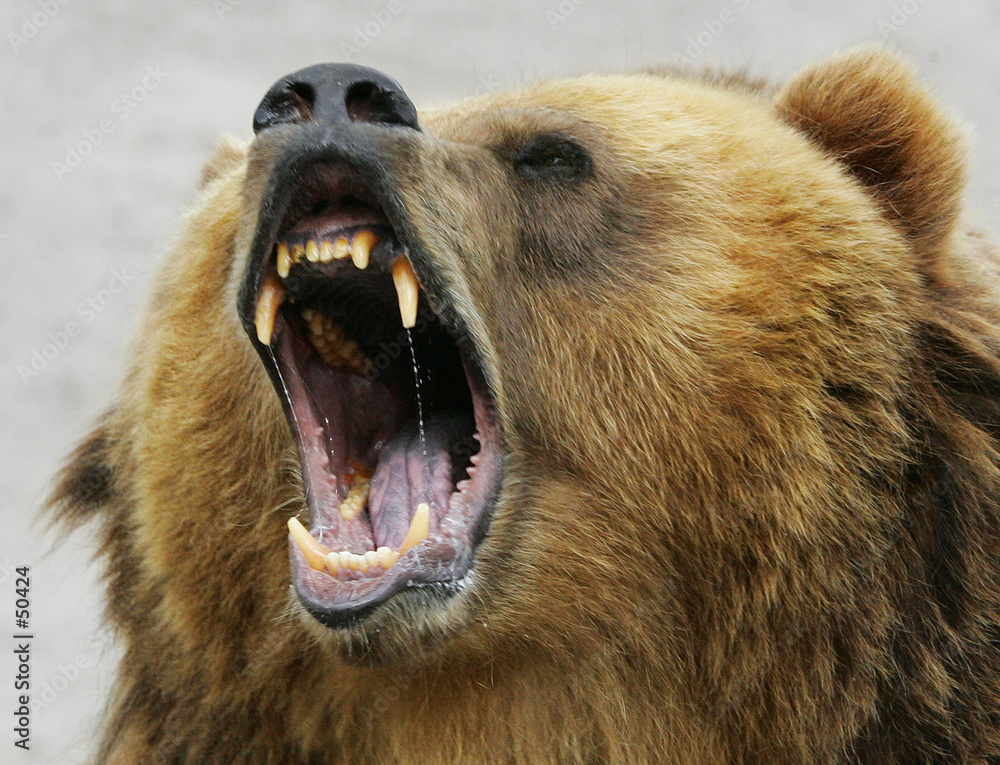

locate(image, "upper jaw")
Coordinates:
237 123 504 630
237 123 487 377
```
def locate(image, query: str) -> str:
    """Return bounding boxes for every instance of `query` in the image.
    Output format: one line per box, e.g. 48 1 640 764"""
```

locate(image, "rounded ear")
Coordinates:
775 48 968 275
47 413 119 530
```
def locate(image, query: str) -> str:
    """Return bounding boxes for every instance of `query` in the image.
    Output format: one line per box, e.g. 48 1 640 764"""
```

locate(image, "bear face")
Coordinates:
53 50 1000 763
236 55 930 654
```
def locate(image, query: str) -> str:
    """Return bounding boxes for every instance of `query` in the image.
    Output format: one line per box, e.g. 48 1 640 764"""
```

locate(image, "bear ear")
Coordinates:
47 414 119 530
775 48 968 269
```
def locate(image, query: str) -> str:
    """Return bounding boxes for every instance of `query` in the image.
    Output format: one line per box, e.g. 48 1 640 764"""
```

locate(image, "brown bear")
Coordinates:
51 48 1000 763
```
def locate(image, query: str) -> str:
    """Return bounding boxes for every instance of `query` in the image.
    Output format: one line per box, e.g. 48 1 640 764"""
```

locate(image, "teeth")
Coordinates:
308 500 424 578
391 256 420 329
351 230 377 269
326 547 399 575
275 229 381 270
377 546 401 568
301 310 372 376
333 236 350 260
255 272 286 346
287 517 332 572
308 313 325 336
338 472 371 521
276 243 293 278
398 502 430 554
326 551 350 575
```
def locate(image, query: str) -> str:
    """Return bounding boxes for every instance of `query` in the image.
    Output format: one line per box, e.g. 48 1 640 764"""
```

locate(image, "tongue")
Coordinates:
368 414 474 550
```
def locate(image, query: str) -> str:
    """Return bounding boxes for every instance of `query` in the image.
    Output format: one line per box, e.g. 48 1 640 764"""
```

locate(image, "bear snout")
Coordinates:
253 62 420 134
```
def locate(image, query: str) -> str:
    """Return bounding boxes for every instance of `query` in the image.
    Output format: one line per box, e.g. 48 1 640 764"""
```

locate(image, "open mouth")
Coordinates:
246 161 500 627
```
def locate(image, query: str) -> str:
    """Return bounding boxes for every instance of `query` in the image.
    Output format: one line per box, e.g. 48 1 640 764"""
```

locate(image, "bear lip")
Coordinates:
241 156 502 628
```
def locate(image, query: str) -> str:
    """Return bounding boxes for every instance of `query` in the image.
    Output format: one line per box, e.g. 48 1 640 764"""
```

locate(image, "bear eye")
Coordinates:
511 134 593 183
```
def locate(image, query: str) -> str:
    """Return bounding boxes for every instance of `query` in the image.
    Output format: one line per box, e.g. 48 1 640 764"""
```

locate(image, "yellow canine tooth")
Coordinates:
333 236 350 260
398 502 430 555
351 230 377 269
277 242 293 278
306 239 320 262
391 256 419 329
319 241 335 263
287 517 331 572
255 272 286 346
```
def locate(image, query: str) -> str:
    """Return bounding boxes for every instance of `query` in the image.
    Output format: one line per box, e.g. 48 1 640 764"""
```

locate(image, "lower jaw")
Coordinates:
288 513 489 632
292 565 470 633
294 577 483 667
282 357 501 627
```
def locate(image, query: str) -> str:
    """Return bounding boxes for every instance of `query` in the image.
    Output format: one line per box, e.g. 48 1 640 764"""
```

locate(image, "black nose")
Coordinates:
252 63 419 134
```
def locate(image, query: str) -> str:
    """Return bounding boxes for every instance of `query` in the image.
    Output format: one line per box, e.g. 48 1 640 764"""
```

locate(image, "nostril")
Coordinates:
285 83 315 124
253 82 315 134
345 81 412 127
345 82 380 123
254 63 420 135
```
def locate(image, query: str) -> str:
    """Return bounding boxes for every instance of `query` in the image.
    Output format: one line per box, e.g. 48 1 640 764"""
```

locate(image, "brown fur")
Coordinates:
51 48 1000 763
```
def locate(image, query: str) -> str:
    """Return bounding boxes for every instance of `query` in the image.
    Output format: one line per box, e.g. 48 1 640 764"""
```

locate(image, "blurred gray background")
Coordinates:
1 1 997 762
